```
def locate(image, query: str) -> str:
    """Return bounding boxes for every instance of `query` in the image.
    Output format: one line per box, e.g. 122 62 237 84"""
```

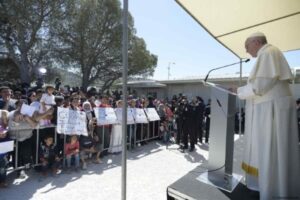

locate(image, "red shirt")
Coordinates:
65 141 79 155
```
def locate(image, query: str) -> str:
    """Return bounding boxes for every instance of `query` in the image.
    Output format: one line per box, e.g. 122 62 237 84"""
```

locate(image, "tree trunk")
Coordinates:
19 54 31 84
81 71 90 92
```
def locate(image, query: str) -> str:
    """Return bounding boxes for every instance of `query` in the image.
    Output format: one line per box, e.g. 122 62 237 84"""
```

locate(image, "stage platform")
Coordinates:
167 136 260 200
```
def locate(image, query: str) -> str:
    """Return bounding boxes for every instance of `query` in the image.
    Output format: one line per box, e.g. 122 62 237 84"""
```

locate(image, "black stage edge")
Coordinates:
167 137 260 200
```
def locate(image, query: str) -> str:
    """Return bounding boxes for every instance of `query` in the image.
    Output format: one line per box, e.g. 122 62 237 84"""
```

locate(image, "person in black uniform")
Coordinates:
196 96 205 143
187 98 199 151
181 98 190 150
174 99 184 145
204 99 211 143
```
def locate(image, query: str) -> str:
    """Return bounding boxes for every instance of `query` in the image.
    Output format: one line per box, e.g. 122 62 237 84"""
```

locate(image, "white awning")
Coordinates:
175 0 300 58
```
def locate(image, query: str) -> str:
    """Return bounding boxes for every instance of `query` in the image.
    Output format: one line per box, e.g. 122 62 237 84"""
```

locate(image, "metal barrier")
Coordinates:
5 119 162 171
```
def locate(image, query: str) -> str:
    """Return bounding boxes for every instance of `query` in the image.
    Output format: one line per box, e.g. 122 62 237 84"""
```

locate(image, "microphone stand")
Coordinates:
204 59 250 82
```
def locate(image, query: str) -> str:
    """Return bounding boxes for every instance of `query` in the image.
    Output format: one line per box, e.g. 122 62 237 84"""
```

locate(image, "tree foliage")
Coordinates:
0 0 64 84
1 0 157 90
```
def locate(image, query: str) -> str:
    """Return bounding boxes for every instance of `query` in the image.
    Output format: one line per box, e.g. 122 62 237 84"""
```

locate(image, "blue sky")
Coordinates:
127 0 300 80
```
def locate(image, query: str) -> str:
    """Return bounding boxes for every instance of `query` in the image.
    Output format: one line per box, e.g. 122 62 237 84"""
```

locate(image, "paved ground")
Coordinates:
0 139 210 200
2 136 298 200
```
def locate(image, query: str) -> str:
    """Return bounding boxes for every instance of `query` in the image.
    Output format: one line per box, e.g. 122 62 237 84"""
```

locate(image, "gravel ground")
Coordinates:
0 140 209 200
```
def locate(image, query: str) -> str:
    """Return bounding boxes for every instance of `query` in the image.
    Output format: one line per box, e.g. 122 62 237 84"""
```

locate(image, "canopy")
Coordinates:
175 0 300 59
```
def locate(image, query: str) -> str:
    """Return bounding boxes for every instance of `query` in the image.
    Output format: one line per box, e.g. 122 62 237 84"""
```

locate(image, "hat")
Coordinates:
45 85 55 90
0 86 10 92
248 32 266 39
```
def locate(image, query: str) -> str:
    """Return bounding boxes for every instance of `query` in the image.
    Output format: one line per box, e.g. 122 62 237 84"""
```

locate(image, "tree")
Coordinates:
0 0 63 84
50 0 157 91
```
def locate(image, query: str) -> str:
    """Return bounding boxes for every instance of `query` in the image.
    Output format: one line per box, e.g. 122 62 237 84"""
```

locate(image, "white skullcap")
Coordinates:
248 32 266 38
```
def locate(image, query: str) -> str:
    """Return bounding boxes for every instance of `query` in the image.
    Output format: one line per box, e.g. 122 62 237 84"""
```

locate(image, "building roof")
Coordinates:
117 80 166 88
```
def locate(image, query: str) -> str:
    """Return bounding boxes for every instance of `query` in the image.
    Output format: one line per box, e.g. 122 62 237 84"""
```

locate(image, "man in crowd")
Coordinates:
0 86 16 111
237 32 300 199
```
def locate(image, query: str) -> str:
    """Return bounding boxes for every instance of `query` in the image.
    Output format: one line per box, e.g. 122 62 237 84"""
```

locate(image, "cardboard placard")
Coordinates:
94 107 118 125
57 107 88 135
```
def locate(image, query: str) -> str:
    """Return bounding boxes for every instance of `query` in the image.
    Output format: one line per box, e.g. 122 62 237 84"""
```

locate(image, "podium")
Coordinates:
197 81 242 192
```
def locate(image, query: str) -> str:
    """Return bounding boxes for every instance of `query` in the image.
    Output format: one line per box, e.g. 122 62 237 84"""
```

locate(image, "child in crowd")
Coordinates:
160 120 170 143
40 85 56 126
39 134 61 177
64 135 80 172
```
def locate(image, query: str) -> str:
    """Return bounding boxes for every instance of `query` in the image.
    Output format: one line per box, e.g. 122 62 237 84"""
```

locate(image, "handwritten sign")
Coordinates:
0 140 14 154
94 107 118 125
57 107 88 136
115 108 135 125
20 104 36 117
145 108 160 121
131 108 148 124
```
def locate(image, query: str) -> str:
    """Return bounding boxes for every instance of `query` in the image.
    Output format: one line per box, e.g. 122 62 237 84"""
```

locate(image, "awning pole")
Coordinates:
121 0 129 200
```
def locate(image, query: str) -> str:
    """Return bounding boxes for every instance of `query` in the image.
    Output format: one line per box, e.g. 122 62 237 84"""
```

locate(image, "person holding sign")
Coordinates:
96 95 112 156
80 101 102 169
109 100 123 153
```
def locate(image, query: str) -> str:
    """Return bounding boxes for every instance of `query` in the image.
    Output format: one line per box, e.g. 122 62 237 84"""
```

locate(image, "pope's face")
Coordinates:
245 38 259 58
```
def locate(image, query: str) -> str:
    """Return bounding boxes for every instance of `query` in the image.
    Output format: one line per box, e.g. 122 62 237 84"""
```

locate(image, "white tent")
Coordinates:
175 0 300 58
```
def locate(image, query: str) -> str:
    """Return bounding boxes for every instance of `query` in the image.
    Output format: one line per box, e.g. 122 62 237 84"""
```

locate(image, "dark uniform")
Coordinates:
187 102 198 151
195 99 205 143
204 100 211 143
174 101 184 145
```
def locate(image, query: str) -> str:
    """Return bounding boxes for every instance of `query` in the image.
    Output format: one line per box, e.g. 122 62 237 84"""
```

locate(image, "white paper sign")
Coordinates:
57 107 88 136
131 108 148 124
0 140 14 154
20 104 36 117
145 108 160 121
94 107 118 125
115 108 135 125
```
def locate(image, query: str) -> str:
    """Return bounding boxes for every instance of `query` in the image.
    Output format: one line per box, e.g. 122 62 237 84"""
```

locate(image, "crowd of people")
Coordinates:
0 81 214 188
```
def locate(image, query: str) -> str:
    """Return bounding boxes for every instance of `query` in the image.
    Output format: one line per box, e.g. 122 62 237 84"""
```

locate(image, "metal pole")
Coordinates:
134 124 136 148
102 126 105 152
121 1 129 199
147 123 150 140
15 140 18 169
63 134 66 168
239 59 243 137
152 121 155 138
36 128 39 165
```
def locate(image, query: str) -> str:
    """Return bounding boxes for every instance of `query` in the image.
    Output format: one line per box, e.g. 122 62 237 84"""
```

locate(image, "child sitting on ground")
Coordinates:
39 134 61 178
64 135 80 172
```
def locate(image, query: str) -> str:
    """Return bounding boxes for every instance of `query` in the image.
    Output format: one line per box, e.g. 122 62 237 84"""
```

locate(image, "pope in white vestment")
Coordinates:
237 32 300 200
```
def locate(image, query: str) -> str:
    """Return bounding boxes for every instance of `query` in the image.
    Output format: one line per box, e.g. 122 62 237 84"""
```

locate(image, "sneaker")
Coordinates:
93 159 103 164
18 170 27 179
51 168 60 177
189 147 195 152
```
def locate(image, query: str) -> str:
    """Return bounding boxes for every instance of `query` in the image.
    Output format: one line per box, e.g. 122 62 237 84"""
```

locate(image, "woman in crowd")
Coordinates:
80 101 102 170
109 100 123 153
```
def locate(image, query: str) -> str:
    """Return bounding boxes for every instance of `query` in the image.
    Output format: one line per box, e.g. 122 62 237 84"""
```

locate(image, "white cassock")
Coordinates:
238 44 300 200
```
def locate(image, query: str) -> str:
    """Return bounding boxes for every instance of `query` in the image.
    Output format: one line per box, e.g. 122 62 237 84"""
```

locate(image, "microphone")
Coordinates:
204 59 250 82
